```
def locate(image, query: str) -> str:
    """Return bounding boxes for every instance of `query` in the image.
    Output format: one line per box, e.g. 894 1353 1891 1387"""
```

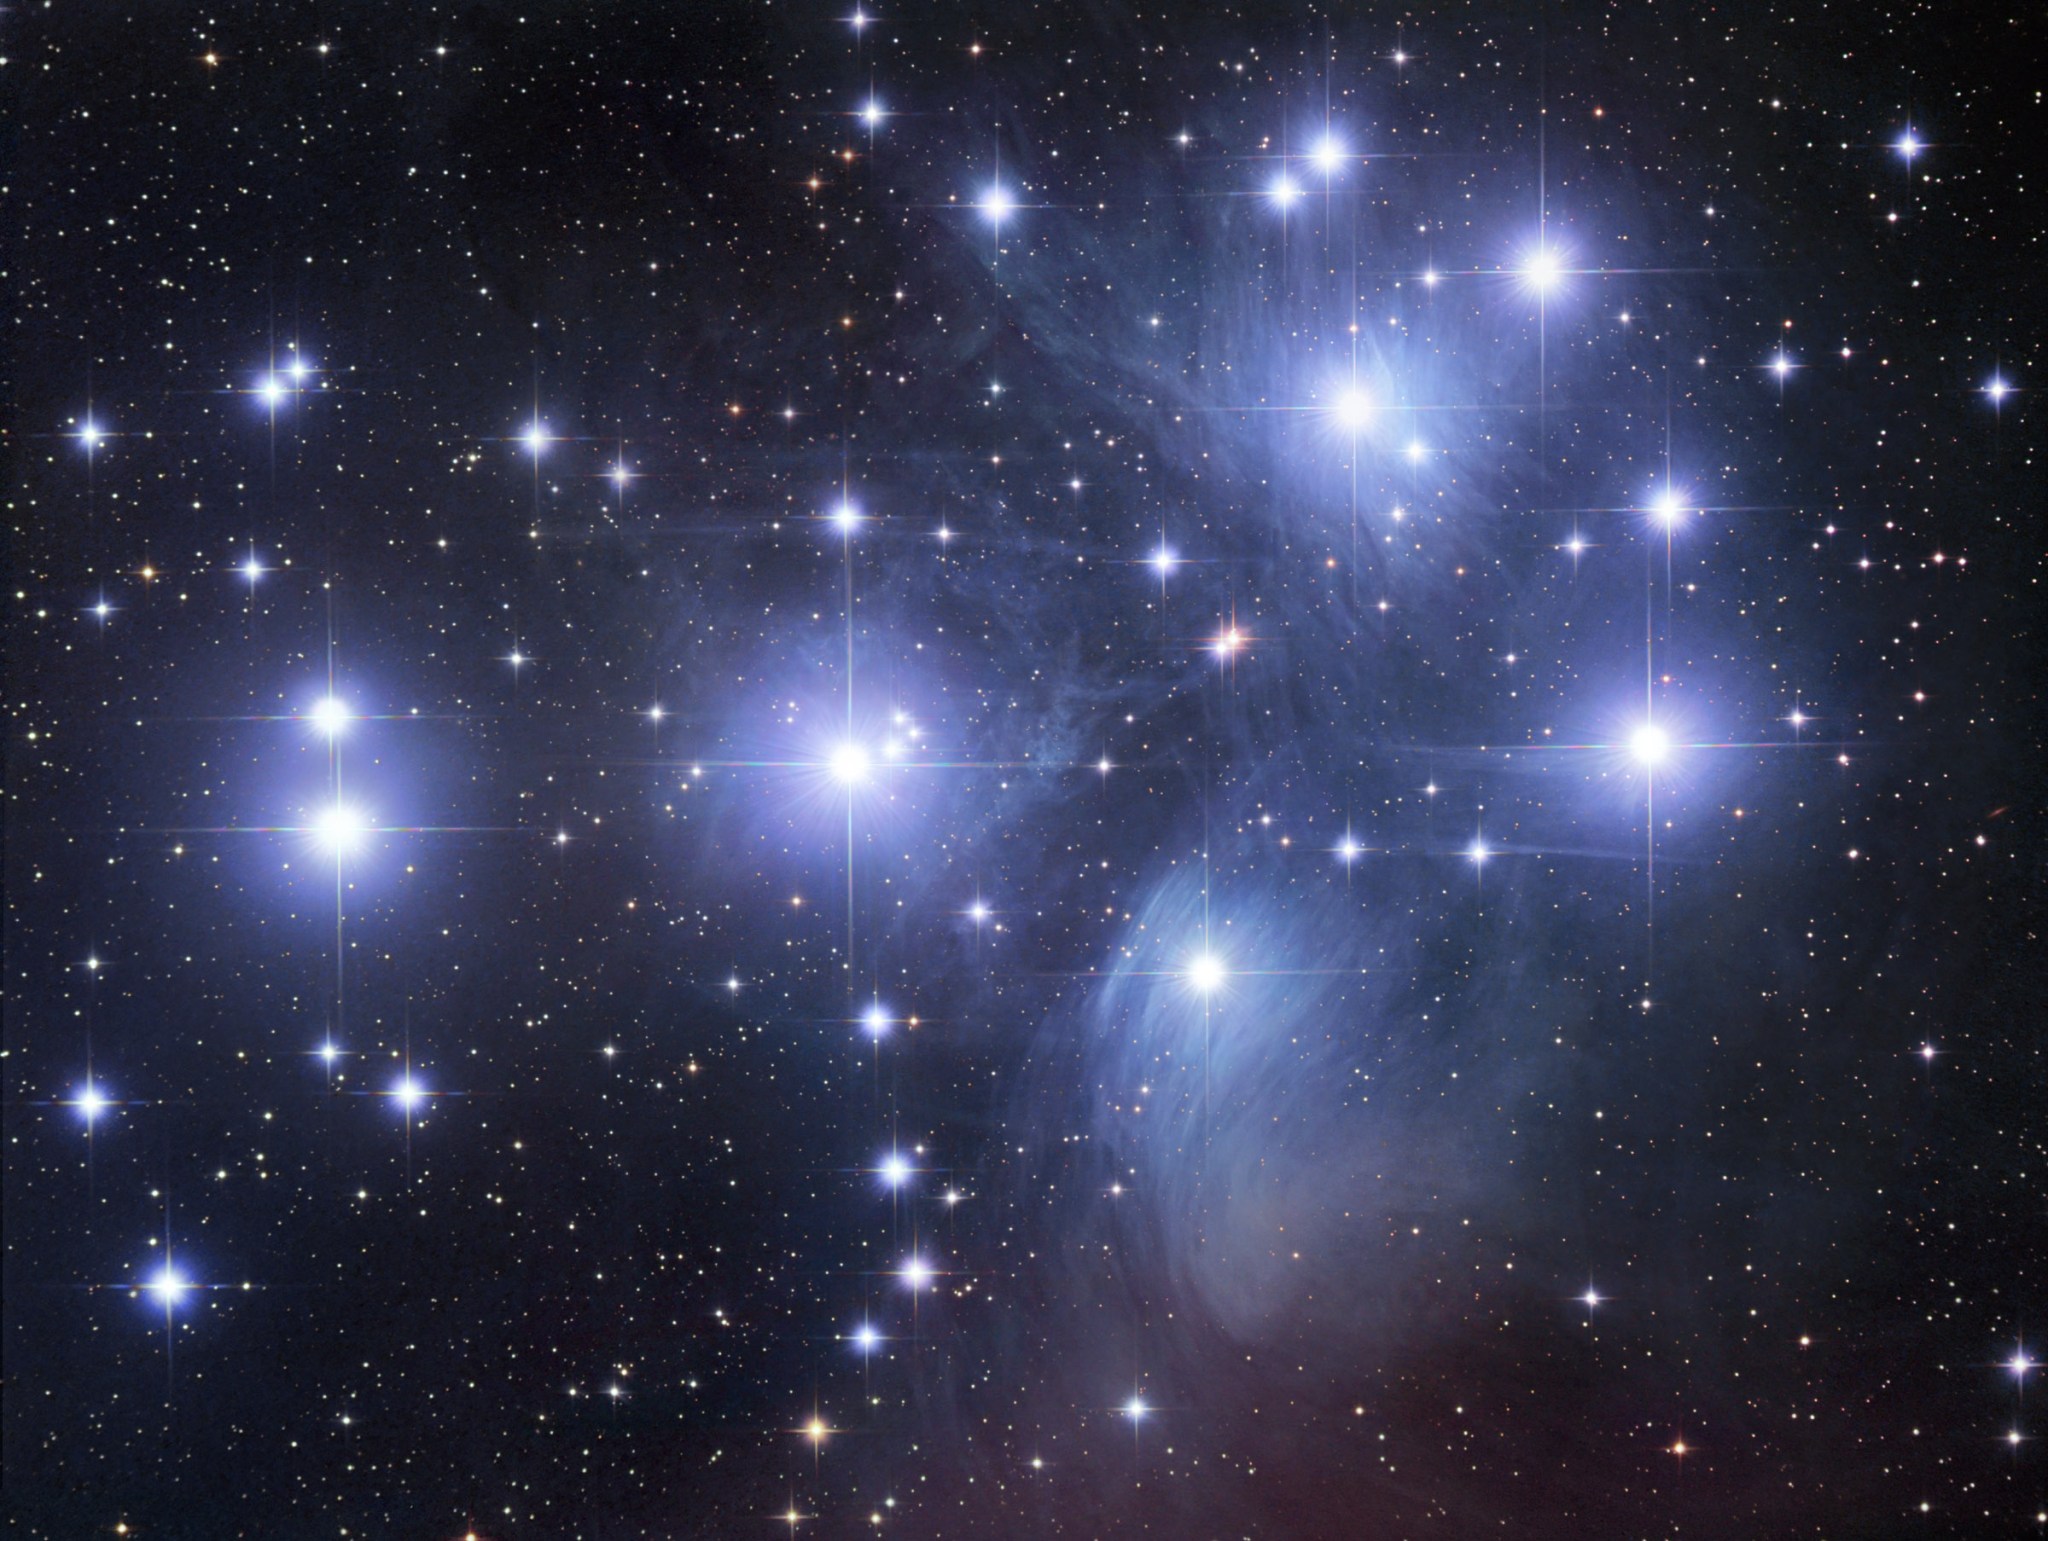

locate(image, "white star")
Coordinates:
312 804 368 853
309 696 351 736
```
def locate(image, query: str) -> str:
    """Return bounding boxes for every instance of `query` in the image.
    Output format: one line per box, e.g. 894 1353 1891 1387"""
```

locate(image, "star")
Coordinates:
143 1264 191 1304
877 1151 913 1188
312 805 368 853
1520 244 1564 292
1186 953 1226 993
308 696 351 736
1330 387 1374 433
1629 723 1670 766
979 185 1015 225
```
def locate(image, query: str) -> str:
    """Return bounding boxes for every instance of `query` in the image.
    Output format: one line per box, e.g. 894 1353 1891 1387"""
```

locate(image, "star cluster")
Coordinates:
7 4 2042 1537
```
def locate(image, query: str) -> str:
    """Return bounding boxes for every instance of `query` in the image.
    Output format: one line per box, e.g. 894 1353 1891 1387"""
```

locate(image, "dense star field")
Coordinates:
6 3 2043 1536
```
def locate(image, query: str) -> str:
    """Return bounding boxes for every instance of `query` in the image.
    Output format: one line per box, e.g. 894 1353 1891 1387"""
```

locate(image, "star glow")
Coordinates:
144 1265 191 1303
308 696 351 736
830 742 871 784
1520 244 1564 292
312 804 368 853
1331 387 1374 433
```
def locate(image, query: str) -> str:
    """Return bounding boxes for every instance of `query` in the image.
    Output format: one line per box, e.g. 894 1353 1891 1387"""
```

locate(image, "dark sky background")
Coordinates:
6 3 2043 1537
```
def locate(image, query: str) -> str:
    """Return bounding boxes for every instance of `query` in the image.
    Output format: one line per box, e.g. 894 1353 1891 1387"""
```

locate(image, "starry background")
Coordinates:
5 3 2044 1537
